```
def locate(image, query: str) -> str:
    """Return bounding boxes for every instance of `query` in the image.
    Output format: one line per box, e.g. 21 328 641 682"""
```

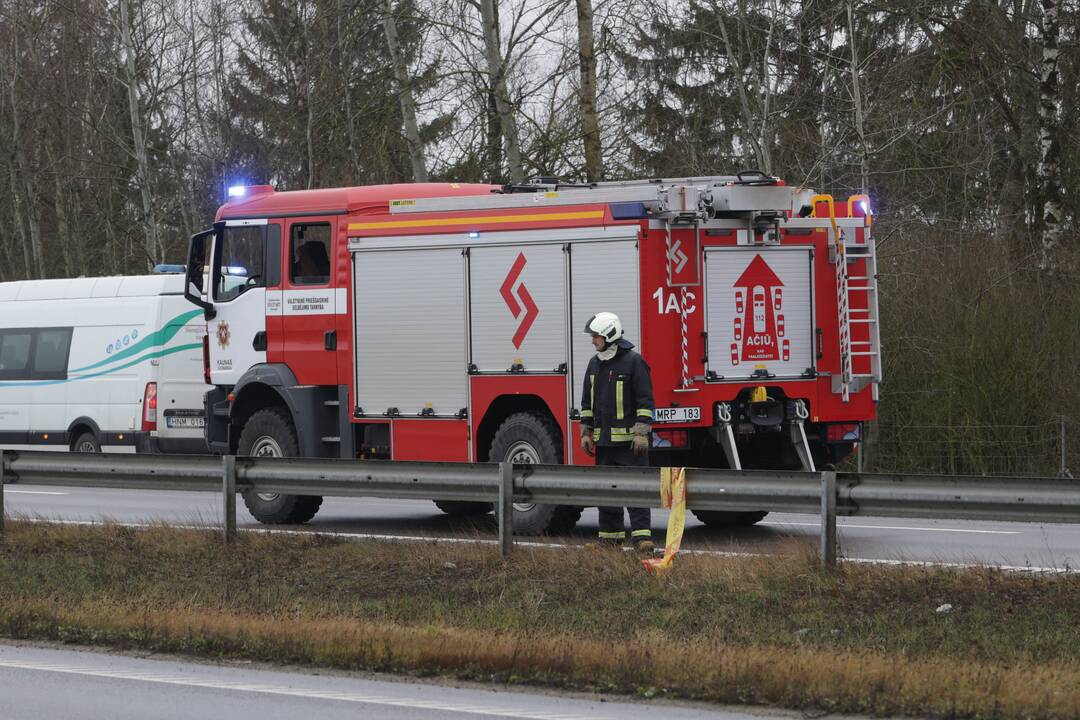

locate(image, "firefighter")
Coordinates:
579 311 656 552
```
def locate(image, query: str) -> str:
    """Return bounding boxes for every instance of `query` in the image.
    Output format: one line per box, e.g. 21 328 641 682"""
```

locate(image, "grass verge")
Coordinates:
1 520 1079 718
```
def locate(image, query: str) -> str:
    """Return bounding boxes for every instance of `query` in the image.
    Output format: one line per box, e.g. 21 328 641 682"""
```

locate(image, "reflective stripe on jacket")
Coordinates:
580 339 654 446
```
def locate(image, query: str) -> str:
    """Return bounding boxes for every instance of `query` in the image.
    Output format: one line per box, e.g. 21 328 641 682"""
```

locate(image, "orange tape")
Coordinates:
642 467 686 574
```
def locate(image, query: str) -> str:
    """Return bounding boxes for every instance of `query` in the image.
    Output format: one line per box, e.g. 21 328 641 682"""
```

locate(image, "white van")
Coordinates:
0 274 209 454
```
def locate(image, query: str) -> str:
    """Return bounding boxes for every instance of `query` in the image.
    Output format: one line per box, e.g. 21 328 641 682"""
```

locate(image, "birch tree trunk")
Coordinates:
715 11 768 172
302 6 316 189
53 171 74 277
383 0 429 182
479 0 524 184
847 1 869 193
338 0 361 182
1037 0 1062 272
575 0 602 182
119 0 163 267
8 165 34 279
4 33 45 278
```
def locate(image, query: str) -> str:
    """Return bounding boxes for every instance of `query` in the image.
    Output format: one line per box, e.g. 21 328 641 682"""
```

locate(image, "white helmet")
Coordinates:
584 312 623 343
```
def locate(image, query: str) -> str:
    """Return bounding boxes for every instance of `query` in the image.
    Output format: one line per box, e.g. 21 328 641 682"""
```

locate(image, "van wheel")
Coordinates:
489 412 581 535
72 432 100 453
691 510 769 527
434 500 492 516
238 408 323 524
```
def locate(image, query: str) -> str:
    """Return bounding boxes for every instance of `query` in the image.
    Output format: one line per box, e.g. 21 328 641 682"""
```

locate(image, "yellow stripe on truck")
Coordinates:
348 210 604 231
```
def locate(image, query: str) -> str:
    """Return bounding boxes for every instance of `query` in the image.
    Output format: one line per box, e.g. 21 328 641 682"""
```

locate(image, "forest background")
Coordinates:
1 0 1077 475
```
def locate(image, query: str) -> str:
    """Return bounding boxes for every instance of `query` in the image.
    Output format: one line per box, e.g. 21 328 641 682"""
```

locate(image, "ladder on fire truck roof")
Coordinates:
818 194 882 403
387 171 796 217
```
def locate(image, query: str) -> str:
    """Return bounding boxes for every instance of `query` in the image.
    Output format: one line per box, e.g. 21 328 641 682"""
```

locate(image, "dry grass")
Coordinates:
2 520 1080 718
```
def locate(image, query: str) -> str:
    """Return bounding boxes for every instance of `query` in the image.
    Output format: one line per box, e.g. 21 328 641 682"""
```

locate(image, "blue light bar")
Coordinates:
227 185 247 198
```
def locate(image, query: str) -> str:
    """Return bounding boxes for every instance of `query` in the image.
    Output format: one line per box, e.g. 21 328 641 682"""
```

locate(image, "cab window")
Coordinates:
214 225 266 302
290 223 331 286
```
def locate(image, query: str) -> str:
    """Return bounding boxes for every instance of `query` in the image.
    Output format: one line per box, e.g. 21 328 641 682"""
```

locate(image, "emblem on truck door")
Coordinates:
216 321 231 349
499 252 539 349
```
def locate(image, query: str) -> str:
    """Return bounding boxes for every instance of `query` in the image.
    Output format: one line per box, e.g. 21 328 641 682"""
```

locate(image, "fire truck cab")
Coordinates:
184 173 880 533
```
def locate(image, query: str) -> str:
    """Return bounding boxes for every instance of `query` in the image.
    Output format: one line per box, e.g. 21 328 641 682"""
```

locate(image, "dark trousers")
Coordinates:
595 444 651 539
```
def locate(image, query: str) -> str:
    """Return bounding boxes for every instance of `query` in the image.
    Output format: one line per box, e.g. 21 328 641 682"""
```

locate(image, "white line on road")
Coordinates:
0 659 614 720
15 517 1072 574
761 521 1019 535
4 490 68 495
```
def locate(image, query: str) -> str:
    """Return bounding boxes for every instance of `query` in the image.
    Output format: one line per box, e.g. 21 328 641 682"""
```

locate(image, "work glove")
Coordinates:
581 432 595 456
631 422 651 457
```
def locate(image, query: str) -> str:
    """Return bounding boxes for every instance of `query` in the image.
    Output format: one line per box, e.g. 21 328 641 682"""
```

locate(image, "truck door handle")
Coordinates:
324 330 337 350
252 331 267 351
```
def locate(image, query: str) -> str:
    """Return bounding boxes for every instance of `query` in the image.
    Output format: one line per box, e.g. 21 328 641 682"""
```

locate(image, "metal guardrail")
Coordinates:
3 450 1080 564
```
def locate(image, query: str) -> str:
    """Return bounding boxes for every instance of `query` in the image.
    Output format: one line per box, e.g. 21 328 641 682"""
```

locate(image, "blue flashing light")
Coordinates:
468 231 480 239
610 202 647 220
227 185 247 198
860 200 870 214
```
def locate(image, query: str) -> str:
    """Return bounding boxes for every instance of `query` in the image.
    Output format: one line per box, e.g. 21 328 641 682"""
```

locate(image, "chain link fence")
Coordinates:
856 417 1075 478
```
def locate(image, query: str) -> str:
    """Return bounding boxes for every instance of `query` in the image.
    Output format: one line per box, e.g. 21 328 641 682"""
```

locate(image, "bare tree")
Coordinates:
384 0 429 182
479 0 524 183
118 0 163 266
2 26 45 278
1037 0 1063 271
846 1 868 193
575 0 602 181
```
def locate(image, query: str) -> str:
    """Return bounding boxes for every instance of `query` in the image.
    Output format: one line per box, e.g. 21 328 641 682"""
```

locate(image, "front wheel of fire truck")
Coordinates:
433 500 492 517
690 510 768 527
489 412 582 535
238 407 323 524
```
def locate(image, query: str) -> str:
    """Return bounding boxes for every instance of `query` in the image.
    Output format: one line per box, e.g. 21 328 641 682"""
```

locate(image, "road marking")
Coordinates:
0 659 613 720
5 490 68 495
15 518 1073 574
761 521 1020 535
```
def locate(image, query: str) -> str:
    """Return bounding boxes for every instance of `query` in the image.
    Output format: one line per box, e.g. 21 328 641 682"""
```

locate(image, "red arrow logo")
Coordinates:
500 252 539 349
732 254 784 362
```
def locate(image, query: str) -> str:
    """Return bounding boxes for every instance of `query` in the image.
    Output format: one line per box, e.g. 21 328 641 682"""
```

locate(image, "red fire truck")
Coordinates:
183 172 880 533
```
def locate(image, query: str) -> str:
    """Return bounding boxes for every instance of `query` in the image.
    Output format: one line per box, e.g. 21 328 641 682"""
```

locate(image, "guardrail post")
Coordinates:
498 462 513 557
0 450 8 535
820 469 837 568
222 455 237 543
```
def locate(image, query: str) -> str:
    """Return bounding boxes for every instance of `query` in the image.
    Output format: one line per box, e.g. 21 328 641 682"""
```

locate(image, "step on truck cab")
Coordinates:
0 274 210 454
185 174 880 531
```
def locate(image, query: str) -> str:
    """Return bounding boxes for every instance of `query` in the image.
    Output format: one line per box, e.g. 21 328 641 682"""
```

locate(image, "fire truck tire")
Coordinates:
434 500 492 516
488 412 582 535
690 509 769 527
237 408 324 524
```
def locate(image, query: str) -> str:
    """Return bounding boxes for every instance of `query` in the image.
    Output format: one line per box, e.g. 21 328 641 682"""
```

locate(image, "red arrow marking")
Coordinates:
733 254 784 288
512 284 539 348
500 253 526 318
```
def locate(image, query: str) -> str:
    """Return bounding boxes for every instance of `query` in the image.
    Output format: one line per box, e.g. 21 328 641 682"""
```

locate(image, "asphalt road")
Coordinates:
5 484 1080 568
0 643 774 720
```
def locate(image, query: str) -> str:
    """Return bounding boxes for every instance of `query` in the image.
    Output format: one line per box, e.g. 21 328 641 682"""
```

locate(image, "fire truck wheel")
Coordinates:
489 412 582 535
434 500 492 517
238 407 324 524
690 510 769 527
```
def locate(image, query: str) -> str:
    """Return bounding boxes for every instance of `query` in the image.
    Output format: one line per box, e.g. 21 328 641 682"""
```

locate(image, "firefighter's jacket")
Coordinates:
580 339 654 446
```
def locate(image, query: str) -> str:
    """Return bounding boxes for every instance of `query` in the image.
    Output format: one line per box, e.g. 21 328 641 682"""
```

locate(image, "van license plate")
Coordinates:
653 407 701 423
166 416 206 429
